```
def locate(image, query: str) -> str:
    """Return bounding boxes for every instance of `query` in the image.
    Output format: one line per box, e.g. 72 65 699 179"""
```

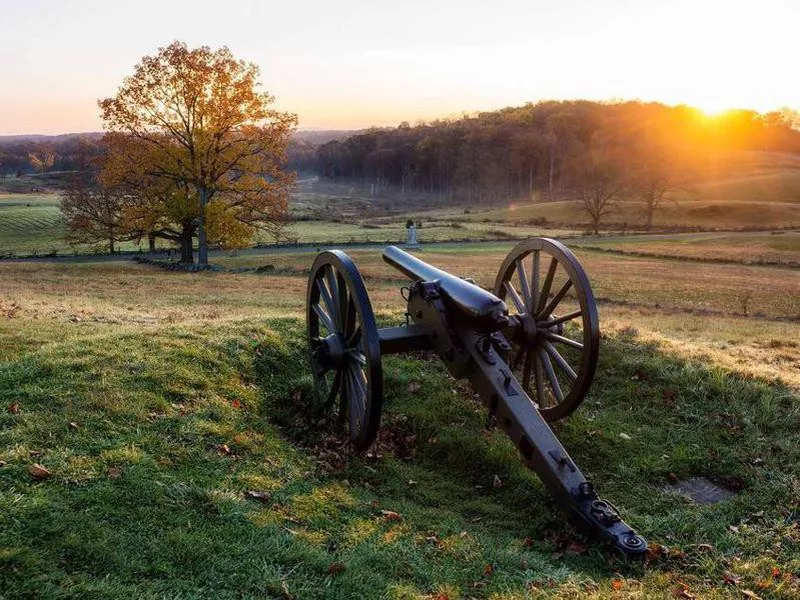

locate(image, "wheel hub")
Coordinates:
512 312 565 347
314 333 347 371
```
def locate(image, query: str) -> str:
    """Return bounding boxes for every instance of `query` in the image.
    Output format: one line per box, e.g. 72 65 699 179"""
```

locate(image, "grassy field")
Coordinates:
3 156 800 257
0 194 66 255
1 242 798 598
569 232 800 266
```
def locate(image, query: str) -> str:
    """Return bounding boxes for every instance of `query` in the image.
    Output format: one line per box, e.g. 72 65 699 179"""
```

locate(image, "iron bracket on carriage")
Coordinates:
306 238 648 557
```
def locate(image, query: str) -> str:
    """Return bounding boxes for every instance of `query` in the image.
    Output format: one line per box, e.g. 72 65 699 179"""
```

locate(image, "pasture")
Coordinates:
1 240 798 598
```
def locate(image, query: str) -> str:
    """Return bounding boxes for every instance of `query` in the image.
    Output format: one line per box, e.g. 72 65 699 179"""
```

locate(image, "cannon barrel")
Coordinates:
383 245 508 329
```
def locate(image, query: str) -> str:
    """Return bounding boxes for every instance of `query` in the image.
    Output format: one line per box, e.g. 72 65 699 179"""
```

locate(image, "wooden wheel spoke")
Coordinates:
538 279 573 319
511 346 526 370
536 257 559 314
326 371 342 405
540 309 582 328
313 303 335 333
347 366 366 422
539 348 564 403
515 259 532 311
323 267 341 330
347 349 367 367
504 281 526 314
522 351 533 391
530 250 540 313
316 278 338 330
543 341 577 381
534 350 546 408
337 272 350 334
347 326 362 347
543 331 584 350
343 296 356 337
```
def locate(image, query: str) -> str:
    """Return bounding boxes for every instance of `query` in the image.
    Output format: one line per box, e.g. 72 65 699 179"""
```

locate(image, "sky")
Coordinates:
0 0 797 134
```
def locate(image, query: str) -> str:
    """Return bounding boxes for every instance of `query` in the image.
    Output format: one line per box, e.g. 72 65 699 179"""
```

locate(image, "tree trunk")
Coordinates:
548 143 556 192
148 232 156 252
180 225 194 264
109 237 115 254
198 186 209 266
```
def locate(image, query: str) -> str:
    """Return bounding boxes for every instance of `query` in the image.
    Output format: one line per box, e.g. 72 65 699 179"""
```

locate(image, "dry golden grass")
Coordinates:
2 252 798 388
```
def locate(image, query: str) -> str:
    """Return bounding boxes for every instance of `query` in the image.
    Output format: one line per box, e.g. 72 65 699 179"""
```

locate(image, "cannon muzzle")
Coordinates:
383 245 508 330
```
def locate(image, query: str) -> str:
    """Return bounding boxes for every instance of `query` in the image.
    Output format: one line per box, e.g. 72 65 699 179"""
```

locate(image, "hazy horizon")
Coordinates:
2 0 797 135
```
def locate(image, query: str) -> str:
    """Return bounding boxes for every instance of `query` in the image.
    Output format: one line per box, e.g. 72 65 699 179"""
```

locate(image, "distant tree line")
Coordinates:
316 101 800 230
0 135 106 178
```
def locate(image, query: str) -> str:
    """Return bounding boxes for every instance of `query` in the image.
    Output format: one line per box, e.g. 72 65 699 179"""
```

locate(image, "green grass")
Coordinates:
569 231 800 266
1 257 798 598
0 194 66 254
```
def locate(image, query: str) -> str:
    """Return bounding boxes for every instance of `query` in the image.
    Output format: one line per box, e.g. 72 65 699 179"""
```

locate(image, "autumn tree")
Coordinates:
99 41 297 266
29 150 55 174
60 174 136 253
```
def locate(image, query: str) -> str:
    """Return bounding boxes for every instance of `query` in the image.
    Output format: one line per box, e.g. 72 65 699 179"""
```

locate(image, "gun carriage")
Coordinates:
306 238 647 556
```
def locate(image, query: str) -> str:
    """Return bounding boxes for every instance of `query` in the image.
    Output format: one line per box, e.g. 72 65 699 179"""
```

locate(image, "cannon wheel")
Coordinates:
307 250 383 450
493 238 600 421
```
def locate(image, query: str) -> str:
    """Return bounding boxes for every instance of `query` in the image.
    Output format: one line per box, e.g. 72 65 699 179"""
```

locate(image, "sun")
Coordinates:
692 96 734 118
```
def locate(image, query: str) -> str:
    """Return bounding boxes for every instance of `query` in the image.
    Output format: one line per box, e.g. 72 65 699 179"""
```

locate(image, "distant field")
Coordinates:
0 193 66 254
570 231 800 265
453 197 800 230
214 244 800 321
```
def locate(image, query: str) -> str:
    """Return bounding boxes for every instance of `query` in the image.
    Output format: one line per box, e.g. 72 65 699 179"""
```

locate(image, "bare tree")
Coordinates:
60 175 137 253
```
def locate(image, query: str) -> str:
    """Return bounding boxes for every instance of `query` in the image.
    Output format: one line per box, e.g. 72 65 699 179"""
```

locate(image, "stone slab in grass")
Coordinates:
666 477 737 504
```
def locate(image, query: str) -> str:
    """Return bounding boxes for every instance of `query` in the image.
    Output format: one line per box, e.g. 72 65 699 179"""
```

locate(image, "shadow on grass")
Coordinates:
253 318 799 594
0 316 796 599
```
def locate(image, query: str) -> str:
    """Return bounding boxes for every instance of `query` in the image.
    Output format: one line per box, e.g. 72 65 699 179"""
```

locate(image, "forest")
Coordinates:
315 101 800 224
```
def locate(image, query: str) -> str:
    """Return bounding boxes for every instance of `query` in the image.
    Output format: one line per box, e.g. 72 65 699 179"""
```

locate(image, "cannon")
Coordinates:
305 238 647 556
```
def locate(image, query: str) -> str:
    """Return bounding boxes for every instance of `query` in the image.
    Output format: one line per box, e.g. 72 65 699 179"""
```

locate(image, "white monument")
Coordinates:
405 223 421 249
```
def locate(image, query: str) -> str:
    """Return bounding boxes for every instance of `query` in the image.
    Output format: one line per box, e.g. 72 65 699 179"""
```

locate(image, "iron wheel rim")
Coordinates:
306 250 383 450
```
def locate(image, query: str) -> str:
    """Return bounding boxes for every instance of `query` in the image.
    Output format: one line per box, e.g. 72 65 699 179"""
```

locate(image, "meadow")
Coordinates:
1 240 798 599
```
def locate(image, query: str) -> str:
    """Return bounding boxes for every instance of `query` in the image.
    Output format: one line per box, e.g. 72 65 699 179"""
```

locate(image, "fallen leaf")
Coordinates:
755 579 772 590
407 381 422 393
29 450 42 457
619 432 632 440
407 479 417 486
493 474 502 488
107 467 122 479
672 583 696 599
520 558 529 570
722 571 741 585
565 540 587 555
695 543 715 552
0 460 7 467
483 564 494 576
8 401 20 414
741 590 762 599
327 562 346 575
280 579 293 600
667 472 679 483
611 579 623 591
728 525 740 533
292 390 302 402
771 567 780 578
246 490 271 503
28 463 52 480
231 399 241 409
644 542 666 563
522 536 534 547
69 421 79 429
381 510 402 523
